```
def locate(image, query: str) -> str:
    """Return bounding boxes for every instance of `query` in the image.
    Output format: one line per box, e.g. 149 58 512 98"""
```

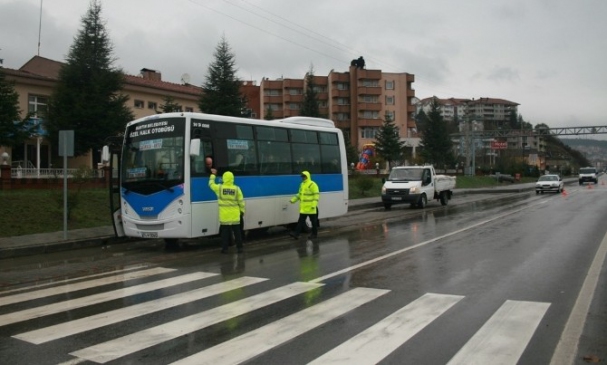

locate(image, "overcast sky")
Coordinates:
1 0 606 132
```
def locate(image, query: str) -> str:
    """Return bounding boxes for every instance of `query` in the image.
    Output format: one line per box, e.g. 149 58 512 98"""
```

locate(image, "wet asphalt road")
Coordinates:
0 186 606 364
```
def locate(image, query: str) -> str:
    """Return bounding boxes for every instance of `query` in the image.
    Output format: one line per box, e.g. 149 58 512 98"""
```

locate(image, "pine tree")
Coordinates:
0 69 32 147
264 105 275 120
300 65 320 117
419 97 454 167
374 113 406 168
44 0 133 159
158 95 182 113
198 36 244 116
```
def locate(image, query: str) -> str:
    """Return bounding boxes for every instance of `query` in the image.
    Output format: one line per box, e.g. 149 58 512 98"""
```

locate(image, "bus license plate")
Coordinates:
141 232 158 238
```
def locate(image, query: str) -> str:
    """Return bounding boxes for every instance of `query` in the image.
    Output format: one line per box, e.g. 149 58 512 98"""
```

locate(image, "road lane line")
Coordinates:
0 265 145 295
308 293 464 365
14 276 267 344
310 200 548 284
0 271 216 327
70 281 324 364
0 267 175 306
447 300 550 365
550 228 607 365
169 287 390 365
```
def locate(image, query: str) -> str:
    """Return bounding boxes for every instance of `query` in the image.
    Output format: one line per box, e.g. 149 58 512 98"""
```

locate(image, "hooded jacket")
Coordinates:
209 171 245 225
290 171 319 214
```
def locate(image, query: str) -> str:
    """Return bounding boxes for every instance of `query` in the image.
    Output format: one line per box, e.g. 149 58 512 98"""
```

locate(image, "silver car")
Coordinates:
535 174 564 194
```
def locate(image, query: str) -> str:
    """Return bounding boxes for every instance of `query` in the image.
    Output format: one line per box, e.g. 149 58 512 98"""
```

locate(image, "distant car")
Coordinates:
578 167 598 185
536 174 564 194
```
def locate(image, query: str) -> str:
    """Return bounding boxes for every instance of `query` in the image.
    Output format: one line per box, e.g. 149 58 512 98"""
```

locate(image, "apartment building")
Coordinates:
2 56 416 169
1 56 202 169
260 64 417 151
417 96 519 126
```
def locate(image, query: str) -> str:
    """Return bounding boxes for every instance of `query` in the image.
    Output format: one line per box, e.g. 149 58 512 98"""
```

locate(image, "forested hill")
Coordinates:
560 138 607 167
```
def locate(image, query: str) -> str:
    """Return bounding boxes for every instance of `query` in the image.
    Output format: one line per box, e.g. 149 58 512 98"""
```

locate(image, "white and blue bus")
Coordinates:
107 112 349 245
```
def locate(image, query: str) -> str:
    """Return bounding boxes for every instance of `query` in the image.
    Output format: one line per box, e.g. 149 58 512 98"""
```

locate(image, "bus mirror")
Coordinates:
190 139 201 157
101 146 110 163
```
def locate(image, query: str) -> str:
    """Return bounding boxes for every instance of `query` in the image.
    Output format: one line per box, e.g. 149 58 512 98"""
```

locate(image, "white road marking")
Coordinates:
70 281 324 363
550 229 607 365
308 293 464 364
310 200 548 284
14 276 267 344
447 300 550 365
170 287 390 365
0 271 216 327
0 267 174 306
0 265 145 295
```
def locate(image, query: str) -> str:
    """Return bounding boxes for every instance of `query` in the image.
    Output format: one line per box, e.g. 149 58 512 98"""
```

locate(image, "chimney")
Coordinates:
140 68 161 81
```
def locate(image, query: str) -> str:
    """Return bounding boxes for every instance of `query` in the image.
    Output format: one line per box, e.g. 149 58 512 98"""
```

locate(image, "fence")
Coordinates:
0 166 114 190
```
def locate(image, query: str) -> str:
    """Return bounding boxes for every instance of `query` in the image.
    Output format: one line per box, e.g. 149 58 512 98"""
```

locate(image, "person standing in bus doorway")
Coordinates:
209 168 245 254
289 171 320 239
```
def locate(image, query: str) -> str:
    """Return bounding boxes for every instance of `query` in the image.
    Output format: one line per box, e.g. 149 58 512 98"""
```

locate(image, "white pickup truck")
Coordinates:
381 165 456 209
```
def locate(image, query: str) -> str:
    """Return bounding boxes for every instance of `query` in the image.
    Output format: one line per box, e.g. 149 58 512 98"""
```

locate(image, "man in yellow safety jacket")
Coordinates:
209 169 245 253
289 170 320 239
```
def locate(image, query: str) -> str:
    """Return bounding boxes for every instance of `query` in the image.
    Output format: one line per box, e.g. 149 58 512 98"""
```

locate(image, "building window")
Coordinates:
264 89 281 96
336 113 350 121
185 107 194 112
134 99 144 108
361 127 379 139
385 80 394 90
360 111 380 119
385 96 395 105
361 79 379 87
318 101 327 108
148 101 157 110
336 82 349 90
361 95 378 103
28 95 49 117
336 98 349 105
289 103 300 110
386 110 395 120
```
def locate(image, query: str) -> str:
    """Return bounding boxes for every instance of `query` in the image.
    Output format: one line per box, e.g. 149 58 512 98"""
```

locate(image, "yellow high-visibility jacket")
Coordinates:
290 170 319 214
209 171 245 225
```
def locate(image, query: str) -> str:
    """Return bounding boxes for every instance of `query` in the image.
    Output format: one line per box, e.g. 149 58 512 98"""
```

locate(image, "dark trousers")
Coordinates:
221 224 242 250
293 212 318 237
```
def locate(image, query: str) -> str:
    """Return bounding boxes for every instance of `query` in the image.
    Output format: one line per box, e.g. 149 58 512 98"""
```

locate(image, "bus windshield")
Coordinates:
121 117 185 194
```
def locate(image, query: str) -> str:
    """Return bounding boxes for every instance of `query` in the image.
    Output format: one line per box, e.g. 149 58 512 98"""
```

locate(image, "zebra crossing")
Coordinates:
0 266 551 364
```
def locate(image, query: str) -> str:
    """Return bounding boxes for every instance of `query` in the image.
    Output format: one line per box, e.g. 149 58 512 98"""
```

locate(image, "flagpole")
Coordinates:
37 0 43 56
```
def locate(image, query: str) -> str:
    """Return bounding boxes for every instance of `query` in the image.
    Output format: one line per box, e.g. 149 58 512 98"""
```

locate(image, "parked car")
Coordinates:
536 174 564 194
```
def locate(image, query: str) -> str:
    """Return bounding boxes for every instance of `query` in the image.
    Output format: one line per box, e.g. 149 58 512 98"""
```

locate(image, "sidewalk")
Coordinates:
0 180 556 259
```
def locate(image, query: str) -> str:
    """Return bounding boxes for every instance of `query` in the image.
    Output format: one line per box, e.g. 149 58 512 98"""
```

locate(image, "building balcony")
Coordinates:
264 95 284 103
357 118 383 127
357 69 382 79
331 89 350 97
357 86 382 96
332 104 351 113
357 103 382 111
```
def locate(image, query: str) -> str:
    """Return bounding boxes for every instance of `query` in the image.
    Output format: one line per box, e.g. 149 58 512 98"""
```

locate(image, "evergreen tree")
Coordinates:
264 105 275 120
44 1 133 159
343 132 359 168
198 36 244 116
158 95 182 113
419 97 455 167
0 69 32 147
300 65 320 117
374 113 406 168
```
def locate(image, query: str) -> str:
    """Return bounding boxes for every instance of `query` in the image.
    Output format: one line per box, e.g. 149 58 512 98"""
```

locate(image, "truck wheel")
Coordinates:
439 192 448 206
383 203 392 210
417 195 427 209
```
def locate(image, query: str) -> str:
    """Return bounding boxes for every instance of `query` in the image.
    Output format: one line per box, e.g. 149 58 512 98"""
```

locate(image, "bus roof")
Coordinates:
279 117 335 128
